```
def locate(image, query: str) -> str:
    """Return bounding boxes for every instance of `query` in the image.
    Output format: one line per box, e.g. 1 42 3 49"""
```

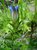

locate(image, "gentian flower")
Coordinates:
8 5 18 12
8 5 13 12
15 5 18 11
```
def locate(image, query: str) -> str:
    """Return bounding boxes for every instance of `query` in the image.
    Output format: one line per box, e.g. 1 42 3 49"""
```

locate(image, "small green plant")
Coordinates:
0 0 37 50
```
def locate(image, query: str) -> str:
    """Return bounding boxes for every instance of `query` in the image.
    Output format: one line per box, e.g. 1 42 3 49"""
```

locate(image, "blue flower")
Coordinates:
8 5 13 12
15 5 18 11
8 5 18 12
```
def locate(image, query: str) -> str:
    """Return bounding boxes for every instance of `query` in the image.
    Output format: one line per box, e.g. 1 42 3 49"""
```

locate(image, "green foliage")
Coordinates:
0 0 37 50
